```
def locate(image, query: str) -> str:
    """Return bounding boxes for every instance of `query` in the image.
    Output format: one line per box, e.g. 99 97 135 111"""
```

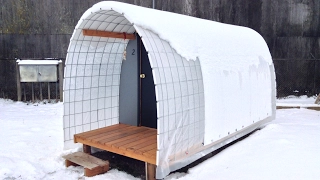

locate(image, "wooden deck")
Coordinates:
74 124 157 165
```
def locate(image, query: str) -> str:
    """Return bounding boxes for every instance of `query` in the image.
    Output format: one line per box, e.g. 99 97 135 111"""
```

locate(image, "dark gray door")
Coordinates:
139 38 157 129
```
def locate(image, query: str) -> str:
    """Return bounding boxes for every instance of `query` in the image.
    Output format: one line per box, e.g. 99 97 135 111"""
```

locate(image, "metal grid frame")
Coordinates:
64 10 131 141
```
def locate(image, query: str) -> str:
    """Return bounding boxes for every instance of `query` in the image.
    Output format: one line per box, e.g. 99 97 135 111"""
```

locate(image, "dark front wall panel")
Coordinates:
0 59 17 99
0 34 70 58
0 0 320 99
1 0 319 60
274 59 320 97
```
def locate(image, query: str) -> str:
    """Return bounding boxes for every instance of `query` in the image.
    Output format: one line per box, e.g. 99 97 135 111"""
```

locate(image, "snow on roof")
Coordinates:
17 60 61 65
75 1 272 69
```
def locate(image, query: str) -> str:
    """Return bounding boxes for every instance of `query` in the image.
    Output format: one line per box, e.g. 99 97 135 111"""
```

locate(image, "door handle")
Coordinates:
140 74 145 78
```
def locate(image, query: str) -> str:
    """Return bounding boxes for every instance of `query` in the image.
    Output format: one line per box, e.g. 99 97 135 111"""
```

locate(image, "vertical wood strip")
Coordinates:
32 82 34 102
59 61 64 102
48 82 50 101
145 162 156 180
39 82 43 101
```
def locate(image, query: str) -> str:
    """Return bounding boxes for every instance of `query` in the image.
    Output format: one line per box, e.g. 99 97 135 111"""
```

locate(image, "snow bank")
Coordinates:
277 95 320 107
1 99 319 179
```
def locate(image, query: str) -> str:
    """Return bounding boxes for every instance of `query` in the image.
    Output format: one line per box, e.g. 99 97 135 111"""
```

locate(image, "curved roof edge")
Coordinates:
73 1 272 67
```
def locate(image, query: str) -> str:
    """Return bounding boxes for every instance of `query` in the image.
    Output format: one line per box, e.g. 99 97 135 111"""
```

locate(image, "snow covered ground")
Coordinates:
277 95 319 107
0 97 319 180
0 99 139 180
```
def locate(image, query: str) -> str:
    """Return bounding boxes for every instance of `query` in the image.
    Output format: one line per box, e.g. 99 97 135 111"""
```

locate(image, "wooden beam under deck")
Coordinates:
74 124 157 165
82 29 136 39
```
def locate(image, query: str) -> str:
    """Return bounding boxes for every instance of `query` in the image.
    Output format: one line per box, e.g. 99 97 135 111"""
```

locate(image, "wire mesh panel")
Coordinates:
63 10 133 144
135 27 205 176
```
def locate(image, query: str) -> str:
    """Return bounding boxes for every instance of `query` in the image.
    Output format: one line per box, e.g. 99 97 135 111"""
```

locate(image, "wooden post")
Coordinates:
23 83 26 102
145 163 156 180
48 82 51 101
83 144 92 154
32 82 35 103
59 61 64 102
16 62 22 101
56 82 58 102
39 82 43 101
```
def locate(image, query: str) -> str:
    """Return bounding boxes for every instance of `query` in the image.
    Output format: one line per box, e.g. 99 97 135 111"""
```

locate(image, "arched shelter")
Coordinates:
63 1 276 178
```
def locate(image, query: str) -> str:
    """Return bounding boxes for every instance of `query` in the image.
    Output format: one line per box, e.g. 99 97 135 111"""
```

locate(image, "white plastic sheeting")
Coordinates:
135 27 205 177
63 1 276 179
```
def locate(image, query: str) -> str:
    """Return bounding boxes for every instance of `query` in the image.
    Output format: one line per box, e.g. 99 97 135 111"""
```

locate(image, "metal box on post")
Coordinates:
16 59 62 102
19 64 58 82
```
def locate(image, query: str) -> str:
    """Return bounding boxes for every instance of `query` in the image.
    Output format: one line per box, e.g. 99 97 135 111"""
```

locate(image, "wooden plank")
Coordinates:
126 140 157 154
88 126 139 142
142 147 157 158
95 127 150 144
120 134 156 151
75 124 129 140
63 152 109 170
137 143 157 155
107 130 155 147
75 124 129 137
82 29 135 40
111 130 156 148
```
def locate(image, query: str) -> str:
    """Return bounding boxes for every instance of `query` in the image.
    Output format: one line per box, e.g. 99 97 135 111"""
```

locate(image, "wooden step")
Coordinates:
63 152 109 177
